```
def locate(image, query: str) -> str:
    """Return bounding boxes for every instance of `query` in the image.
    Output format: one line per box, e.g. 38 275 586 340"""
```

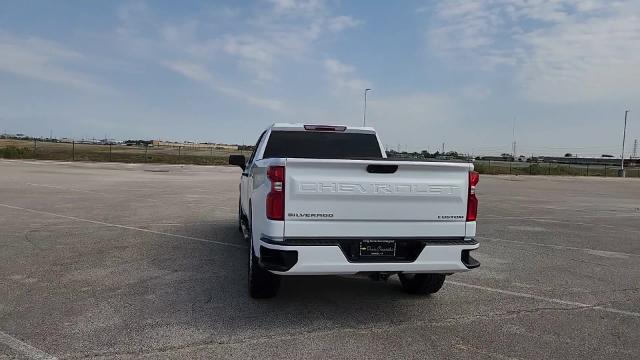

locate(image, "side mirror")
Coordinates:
229 154 246 170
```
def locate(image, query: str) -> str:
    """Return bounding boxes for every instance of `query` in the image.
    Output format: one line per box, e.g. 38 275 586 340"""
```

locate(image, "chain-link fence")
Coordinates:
2 139 639 177
473 160 640 177
0 139 251 165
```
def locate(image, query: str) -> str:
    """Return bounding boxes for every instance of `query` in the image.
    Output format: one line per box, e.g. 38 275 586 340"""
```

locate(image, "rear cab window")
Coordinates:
262 130 383 159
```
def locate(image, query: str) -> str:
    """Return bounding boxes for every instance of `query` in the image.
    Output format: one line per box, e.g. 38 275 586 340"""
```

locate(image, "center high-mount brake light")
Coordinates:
266 166 285 220
466 171 479 222
303 125 347 132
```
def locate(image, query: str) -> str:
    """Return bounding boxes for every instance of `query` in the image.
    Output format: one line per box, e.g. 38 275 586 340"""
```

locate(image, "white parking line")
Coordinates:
26 183 111 196
477 236 639 258
0 330 57 360
447 281 640 318
0 203 246 249
483 215 640 233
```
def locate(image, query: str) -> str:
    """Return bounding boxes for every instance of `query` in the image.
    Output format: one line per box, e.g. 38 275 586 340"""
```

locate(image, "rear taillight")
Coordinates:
466 171 479 222
266 166 285 220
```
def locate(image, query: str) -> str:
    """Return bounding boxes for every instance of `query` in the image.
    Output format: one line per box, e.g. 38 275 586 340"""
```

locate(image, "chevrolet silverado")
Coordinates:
229 123 480 298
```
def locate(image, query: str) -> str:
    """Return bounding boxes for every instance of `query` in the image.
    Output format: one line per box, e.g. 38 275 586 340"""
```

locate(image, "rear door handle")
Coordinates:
367 165 398 174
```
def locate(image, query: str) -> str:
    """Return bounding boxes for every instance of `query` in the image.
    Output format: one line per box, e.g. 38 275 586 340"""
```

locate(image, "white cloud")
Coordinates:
162 61 285 111
366 93 460 151
324 58 371 94
327 16 362 32
222 34 279 81
219 1 362 82
114 1 363 109
459 85 492 100
0 32 104 91
426 0 640 103
117 1 149 23
518 10 640 102
162 61 213 83
324 58 353 75
267 0 325 14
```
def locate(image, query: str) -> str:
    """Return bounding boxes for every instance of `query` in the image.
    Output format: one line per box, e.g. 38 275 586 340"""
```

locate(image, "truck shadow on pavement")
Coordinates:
133 222 443 345
12 222 448 357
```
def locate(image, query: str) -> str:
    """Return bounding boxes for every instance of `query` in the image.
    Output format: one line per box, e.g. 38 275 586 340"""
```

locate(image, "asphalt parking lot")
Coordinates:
1 160 639 359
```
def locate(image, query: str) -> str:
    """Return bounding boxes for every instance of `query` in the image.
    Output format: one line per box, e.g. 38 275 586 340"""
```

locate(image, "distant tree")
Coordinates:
499 153 515 161
386 149 398 157
564 153 573 157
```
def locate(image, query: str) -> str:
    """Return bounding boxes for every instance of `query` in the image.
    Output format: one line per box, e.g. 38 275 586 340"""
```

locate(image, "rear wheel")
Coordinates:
247 210 280 298
398 273 446 295
238 199 244 233
249 244 280 298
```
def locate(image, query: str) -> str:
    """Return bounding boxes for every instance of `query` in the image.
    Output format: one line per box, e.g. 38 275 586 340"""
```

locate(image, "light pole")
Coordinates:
621 110 630 177
363 88 372 127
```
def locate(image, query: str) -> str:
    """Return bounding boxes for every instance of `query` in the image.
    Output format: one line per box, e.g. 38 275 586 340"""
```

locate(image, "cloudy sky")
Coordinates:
1 0 638 156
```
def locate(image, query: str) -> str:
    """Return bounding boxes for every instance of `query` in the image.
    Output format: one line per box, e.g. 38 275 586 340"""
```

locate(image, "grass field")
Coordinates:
2 139 639 177
0 139 250 165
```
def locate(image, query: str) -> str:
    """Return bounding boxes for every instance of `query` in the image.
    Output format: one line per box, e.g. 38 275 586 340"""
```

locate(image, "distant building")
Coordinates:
476 155 514 162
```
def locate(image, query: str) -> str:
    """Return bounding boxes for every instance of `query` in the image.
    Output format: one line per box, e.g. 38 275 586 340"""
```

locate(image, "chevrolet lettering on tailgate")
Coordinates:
297 181 461 195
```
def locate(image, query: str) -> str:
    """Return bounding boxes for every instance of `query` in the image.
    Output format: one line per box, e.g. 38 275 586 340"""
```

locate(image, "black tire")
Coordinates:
238 199 244 233
398 273 446 295
247 208 280 298
248 244 280 298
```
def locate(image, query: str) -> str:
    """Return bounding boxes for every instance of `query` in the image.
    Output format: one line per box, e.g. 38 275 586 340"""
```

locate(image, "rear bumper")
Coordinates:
258 237 479 275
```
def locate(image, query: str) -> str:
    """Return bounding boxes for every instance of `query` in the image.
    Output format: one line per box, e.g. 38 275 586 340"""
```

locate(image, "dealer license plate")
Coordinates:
359 240 396 257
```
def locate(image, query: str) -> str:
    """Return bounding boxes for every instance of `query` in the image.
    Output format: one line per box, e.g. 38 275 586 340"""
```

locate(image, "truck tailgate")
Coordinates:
283 158 472 238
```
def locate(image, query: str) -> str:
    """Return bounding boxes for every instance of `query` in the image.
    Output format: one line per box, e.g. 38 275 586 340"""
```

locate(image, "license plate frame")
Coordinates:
359 239 396 257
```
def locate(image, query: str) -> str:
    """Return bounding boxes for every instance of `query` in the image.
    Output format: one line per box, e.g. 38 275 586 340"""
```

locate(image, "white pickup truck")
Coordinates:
229 123 479 298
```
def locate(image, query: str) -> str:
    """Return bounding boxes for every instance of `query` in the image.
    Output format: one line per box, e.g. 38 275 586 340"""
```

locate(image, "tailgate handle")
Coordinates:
367 164 398 174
